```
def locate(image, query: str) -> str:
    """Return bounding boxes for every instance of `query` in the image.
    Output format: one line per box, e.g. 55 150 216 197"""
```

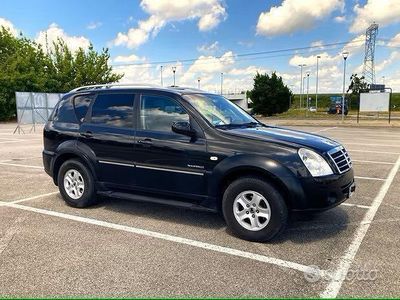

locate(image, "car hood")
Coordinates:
222 126 340 152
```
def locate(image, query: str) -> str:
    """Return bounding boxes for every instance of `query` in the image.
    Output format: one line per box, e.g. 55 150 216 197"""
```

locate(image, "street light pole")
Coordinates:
172 66 176 86
220 72 223 95
198 77 201 89
306 72 310 117
316 55 320 111
298 64 306 109
160 65 163 86
342 51 349 122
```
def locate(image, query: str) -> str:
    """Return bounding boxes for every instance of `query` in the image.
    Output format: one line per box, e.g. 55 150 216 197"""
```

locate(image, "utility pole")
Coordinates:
316 55 320 111
220 72 223 95
172 66 176 86
303 76 307 108
342 51 349 122
363 23 378 84
298 64 306 109
160 65 163 86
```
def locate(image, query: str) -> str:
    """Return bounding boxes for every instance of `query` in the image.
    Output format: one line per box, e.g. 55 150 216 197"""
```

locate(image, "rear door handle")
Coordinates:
80 131 93 138
137 138 153 145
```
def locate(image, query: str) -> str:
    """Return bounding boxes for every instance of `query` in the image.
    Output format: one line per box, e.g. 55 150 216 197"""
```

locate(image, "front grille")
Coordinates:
328 146 352 174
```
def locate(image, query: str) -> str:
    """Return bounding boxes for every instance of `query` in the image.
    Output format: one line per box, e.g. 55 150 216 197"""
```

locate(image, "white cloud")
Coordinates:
256 0 344 36
35 23 91 53
388 33 400 47
0 17 18 36
87 21 102 30
113 0 226 48
375 51 400 72
350 0 400 33
197 41 219 54
310 40 325 51
113 54 146 63
184 51 235 76
334 15 346 23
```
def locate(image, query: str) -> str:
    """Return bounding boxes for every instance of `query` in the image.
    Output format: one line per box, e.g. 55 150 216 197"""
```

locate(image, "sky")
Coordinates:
1 0 400 94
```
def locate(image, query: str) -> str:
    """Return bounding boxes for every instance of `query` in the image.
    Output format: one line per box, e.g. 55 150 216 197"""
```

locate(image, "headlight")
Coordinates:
298 148 333 177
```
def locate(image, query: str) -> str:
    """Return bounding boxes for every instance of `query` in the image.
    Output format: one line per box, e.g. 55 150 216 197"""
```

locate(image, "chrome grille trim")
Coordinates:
327 146 352 174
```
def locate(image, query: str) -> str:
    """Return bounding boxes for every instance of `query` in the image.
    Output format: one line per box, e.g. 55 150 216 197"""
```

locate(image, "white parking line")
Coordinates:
0 199 322 277
0 140 24 144
340 203 371 209
0 162 43 169
344 142 400 148
352 159 394 165
321 153 400 298
0 192 59 206
355 176 386 181
348 149 400 155
311 127 338 133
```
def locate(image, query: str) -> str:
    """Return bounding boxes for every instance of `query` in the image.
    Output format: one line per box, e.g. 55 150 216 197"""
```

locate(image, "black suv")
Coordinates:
43 84 355 241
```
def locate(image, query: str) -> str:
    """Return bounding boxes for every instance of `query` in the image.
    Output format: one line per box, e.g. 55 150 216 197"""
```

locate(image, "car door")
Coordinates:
78 92 136 189
134 93 208 198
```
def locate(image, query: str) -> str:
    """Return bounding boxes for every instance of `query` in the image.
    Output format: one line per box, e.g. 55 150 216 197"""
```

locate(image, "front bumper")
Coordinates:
292 168 355 211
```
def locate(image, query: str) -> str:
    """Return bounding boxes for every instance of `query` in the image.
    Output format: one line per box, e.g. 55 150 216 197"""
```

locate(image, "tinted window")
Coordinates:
54 97 78 123
74 94 94 122
140 95 189 132
90 93 134 127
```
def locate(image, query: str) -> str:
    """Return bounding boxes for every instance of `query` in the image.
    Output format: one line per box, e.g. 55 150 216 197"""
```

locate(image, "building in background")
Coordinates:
223 93 249 110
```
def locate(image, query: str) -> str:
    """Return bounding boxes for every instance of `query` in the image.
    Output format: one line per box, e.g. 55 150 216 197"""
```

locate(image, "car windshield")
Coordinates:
183 93 259 128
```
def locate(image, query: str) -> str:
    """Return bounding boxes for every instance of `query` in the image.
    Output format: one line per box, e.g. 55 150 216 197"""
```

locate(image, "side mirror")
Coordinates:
172 121 196 137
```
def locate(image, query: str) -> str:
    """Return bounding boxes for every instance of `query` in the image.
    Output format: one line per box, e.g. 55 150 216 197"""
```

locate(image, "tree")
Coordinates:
247 72 292 116
0 27 123 121
347 73 368 95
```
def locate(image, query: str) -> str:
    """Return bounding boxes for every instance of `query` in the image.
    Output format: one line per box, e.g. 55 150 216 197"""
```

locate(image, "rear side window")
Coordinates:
90 93 134 128
54 96 78 123
74 94 94 122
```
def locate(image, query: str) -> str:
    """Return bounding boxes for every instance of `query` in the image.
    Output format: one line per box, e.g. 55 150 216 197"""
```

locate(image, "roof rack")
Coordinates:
70 83 160 93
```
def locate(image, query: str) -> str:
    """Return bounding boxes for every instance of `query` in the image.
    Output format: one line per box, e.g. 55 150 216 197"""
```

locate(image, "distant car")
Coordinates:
327 104 348 115
309 106 317 112
43 84 355 242
328 96 348 115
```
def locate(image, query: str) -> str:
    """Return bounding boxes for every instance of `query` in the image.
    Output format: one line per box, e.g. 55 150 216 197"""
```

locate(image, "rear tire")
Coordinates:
57 159 97 208
222 176 288 242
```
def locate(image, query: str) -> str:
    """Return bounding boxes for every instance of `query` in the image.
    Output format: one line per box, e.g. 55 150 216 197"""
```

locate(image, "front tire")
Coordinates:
57 159 97 208
222 176 288 242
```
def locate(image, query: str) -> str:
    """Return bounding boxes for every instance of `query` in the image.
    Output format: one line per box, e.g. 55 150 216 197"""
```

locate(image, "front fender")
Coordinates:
207 154 306 209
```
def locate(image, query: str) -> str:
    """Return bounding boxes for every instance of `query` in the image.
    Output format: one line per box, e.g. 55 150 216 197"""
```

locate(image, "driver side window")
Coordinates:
140 95 189 132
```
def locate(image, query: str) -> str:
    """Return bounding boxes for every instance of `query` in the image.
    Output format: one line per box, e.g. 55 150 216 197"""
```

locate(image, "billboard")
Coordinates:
15 92 64 125
359 92 390 112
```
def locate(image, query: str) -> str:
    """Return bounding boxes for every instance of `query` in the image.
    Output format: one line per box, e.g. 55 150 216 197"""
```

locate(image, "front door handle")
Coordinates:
80 131 93 138
137 138 153 145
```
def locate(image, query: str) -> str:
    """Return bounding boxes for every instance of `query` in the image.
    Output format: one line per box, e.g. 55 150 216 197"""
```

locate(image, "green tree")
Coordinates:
247 72 292 116
0 27 123 120
347 73 368 95
346 73 368 110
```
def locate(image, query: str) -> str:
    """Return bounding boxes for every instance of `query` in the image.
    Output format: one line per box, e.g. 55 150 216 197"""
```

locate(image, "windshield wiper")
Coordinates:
241 122 261 128
215 123 243 130
215 122 261 130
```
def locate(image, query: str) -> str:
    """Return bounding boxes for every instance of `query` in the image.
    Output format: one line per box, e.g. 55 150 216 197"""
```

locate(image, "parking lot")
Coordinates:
0 122 399 297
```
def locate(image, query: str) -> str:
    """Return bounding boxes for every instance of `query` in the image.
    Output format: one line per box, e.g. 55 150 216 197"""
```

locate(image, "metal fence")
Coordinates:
14 92 64 133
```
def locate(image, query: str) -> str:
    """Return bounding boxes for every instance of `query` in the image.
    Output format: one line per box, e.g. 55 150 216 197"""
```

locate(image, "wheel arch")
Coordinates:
52 142 97 186
208 155 305 211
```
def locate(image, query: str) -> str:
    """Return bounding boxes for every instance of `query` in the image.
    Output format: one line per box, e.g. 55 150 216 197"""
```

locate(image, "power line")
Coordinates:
111 42 367 70
111 39 367 67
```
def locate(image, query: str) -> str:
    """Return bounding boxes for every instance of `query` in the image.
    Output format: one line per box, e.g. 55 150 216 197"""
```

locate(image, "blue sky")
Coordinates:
1 0 400 93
